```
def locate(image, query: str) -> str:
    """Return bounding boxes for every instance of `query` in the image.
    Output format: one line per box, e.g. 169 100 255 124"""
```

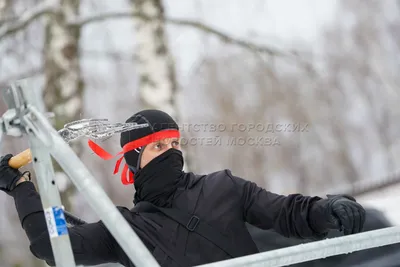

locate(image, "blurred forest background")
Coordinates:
1 0 400 266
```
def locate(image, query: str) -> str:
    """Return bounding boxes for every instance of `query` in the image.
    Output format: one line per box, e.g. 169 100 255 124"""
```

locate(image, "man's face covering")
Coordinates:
133 148 185 207
139 138 181 168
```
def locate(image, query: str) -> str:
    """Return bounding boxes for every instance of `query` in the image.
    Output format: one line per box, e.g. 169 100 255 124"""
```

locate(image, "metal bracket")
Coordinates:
0 83 26 137
0 108 23 137
0 83 58 140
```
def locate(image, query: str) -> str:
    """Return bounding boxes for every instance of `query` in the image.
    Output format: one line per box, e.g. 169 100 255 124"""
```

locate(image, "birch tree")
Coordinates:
130 0 193 171
0 0 10 23
43 0 83 212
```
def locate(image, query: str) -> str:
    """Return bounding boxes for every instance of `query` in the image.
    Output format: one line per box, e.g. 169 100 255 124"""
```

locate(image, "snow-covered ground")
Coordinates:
357 184 400 225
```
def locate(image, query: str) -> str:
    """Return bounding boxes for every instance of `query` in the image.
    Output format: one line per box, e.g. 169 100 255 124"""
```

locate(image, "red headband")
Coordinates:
88 129 180 185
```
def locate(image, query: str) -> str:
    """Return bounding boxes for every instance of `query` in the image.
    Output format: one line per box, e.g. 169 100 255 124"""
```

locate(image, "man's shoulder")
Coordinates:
111 206 134 219
190 169 237 188
181 170 238 194
206 169 233 178
188 169 233 180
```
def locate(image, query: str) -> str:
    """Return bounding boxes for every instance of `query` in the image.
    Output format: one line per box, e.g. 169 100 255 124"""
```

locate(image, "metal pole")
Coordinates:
7 82 77 267
195 226 400 267
25 104 160 266
28 131 78 267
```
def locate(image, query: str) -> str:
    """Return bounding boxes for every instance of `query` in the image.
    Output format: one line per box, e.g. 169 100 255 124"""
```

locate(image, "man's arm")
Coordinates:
226 170 365 239
10 181 120 266
232 174 324 239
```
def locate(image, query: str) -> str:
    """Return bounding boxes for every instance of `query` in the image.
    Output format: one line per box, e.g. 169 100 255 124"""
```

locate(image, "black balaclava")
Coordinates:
133 148 184 207
120 109 185 207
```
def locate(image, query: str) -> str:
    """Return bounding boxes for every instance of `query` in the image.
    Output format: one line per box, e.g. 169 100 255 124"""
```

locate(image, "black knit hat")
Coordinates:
120 109 179 173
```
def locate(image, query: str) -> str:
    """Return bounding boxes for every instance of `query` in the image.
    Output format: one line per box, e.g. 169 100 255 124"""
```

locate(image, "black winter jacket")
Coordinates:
12 170 325 266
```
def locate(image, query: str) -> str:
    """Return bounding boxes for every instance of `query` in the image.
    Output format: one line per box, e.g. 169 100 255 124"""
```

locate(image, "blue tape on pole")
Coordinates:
44 206 68 238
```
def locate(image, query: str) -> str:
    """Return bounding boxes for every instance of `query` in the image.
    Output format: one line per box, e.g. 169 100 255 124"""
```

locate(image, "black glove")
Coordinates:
310 194 366 235
0 154 31 195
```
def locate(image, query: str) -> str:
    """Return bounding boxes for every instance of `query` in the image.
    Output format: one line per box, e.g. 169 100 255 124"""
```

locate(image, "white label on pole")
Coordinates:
44 206 68 238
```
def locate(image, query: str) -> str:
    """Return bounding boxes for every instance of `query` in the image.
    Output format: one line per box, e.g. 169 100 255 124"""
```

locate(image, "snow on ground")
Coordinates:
356 184 400 225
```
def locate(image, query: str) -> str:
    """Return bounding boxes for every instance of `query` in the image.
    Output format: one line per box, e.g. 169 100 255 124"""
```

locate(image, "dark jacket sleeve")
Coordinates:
9 181 121 266
226 170 327 240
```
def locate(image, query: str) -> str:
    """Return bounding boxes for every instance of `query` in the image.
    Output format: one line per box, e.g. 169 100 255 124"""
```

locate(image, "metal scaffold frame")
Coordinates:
0 81 160 266
196 225 400 267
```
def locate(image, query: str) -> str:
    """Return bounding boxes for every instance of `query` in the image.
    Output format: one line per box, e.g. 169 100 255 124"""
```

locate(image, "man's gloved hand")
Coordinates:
0 154 30 195
310 194 366 235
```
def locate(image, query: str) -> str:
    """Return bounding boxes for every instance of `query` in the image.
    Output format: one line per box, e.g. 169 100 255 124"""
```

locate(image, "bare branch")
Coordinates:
0 15 18 24
170 18 287 56
326 170 400 197
0 67 43 87
0 0 59 42
69 11 134 26
0 0 11 24
70 12 289 57
82 49 134 60
0 6 291 58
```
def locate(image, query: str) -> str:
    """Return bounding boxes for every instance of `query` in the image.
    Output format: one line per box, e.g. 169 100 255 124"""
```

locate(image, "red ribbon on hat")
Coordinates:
88 129 180 185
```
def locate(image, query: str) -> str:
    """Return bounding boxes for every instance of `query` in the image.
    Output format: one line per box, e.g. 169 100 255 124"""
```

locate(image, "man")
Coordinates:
0 109 366 267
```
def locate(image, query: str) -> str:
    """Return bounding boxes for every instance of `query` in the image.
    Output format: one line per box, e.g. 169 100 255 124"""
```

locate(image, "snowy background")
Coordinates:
1 0 400 266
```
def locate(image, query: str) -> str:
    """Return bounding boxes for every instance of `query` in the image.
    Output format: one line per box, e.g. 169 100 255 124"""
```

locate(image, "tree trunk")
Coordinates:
0 0 10 22
130 0 192 171
43 0 83 212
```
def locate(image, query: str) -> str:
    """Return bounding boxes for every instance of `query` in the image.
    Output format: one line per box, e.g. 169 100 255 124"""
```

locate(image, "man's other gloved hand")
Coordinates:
310 194 366 235
0 154 30 195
